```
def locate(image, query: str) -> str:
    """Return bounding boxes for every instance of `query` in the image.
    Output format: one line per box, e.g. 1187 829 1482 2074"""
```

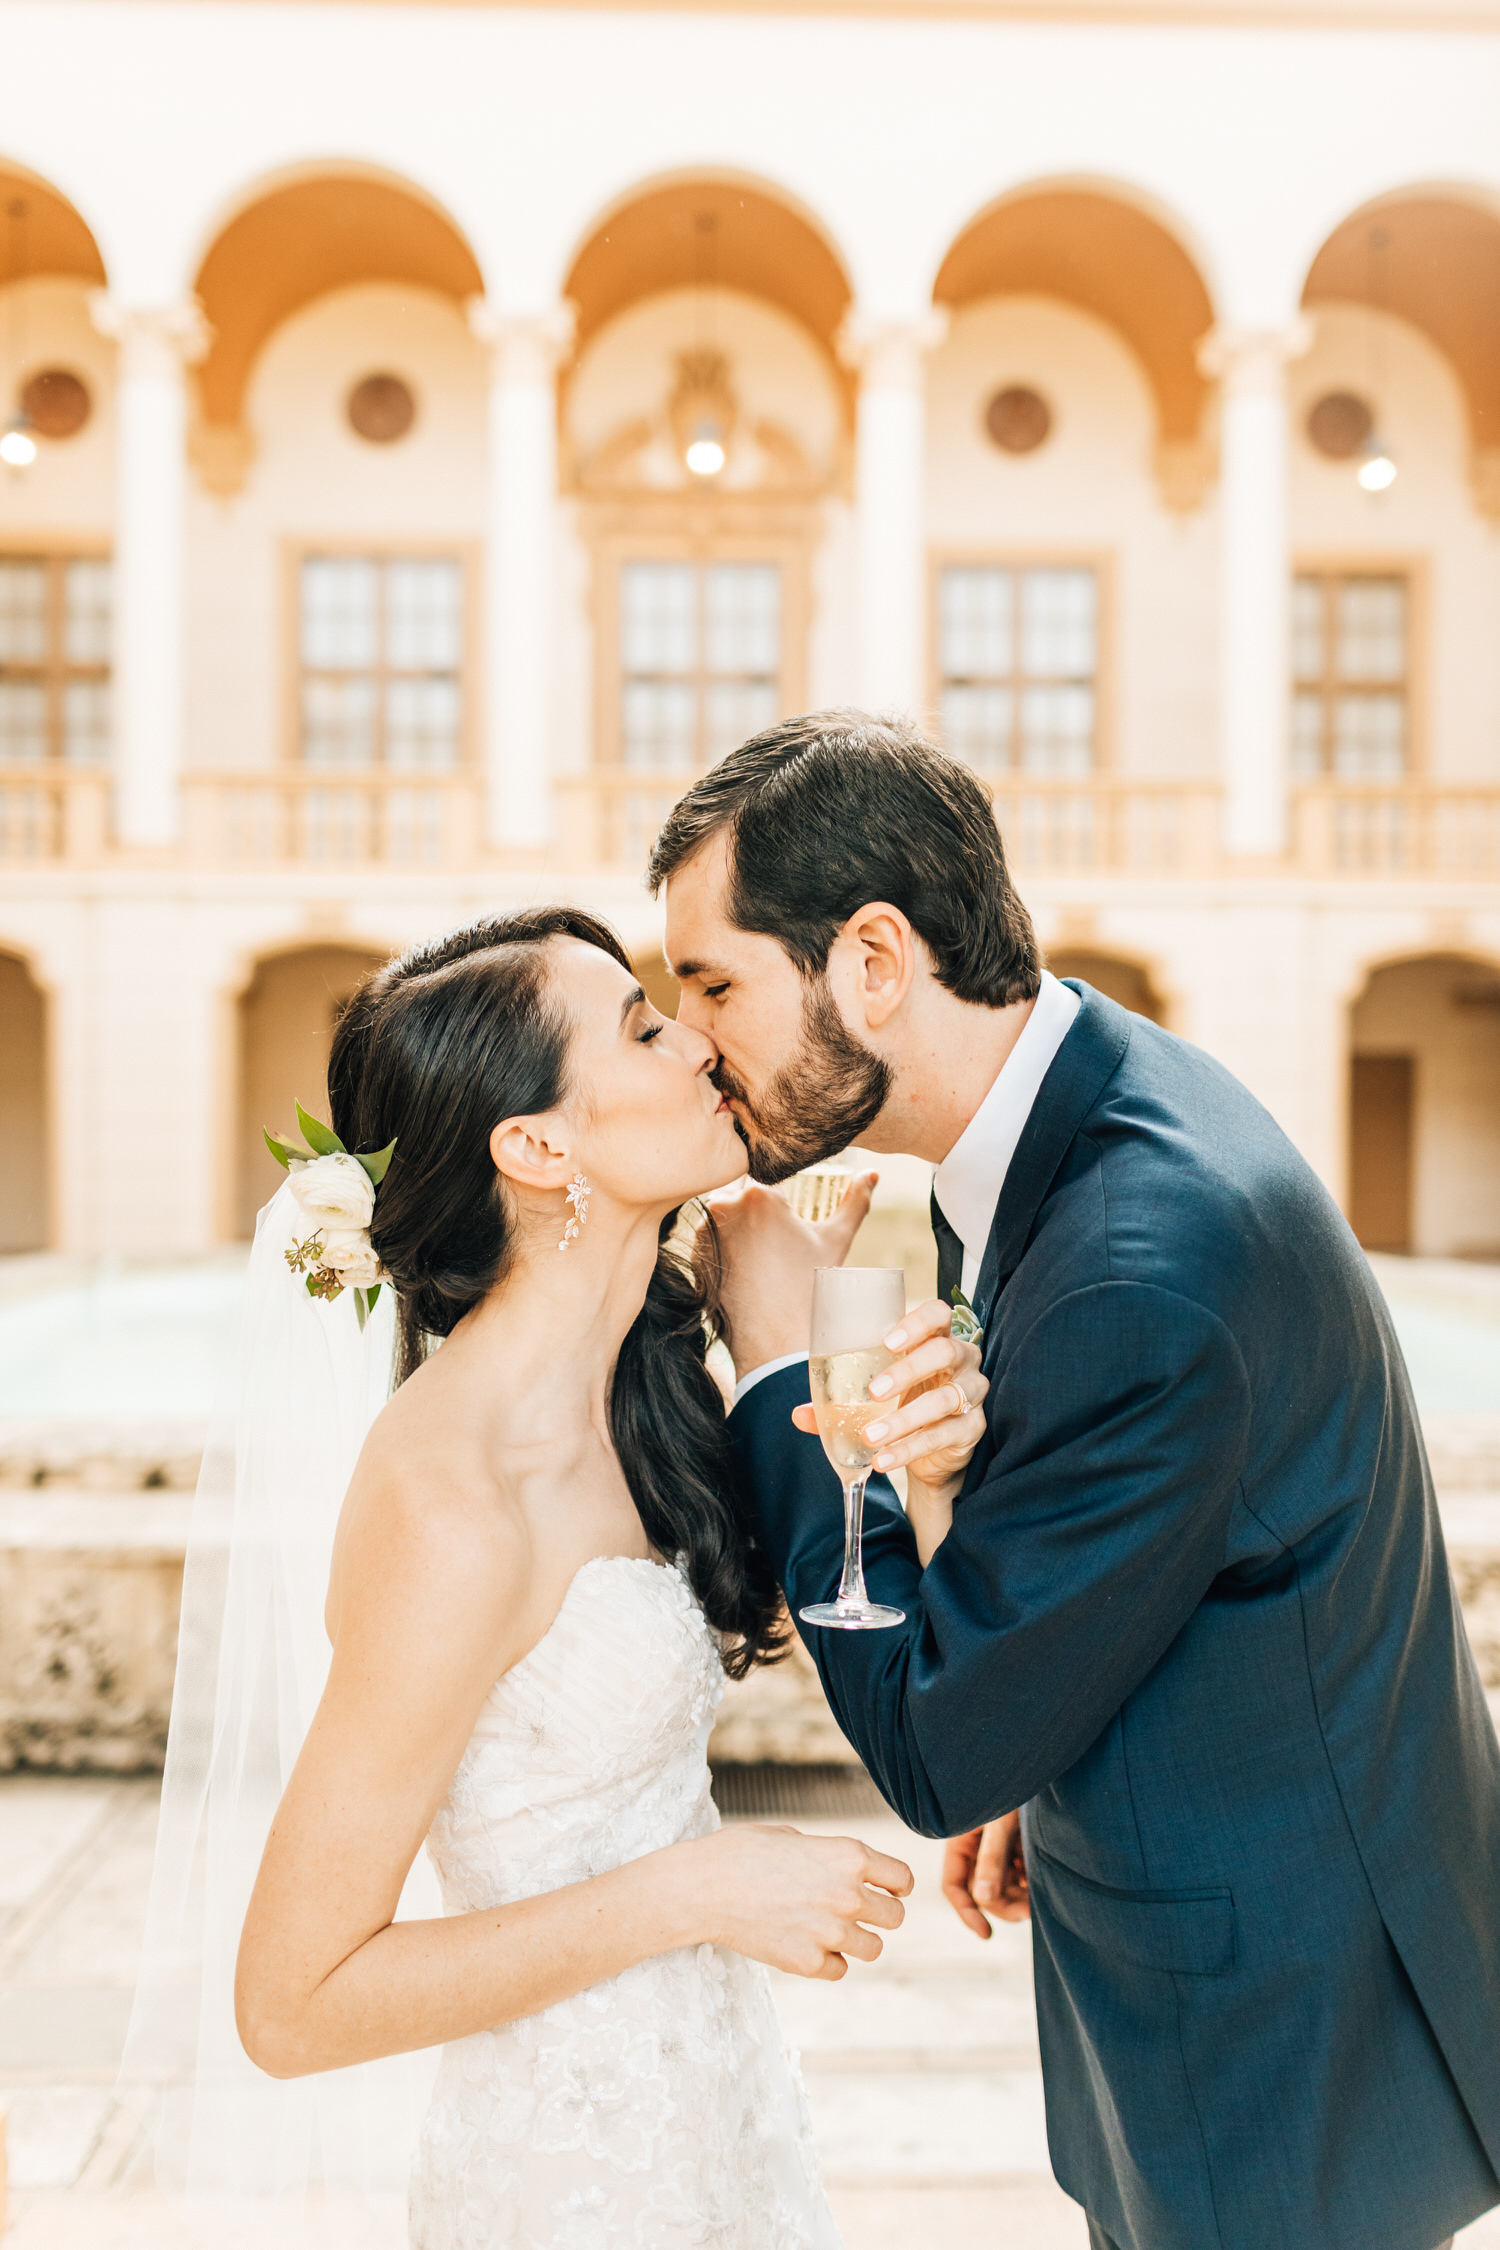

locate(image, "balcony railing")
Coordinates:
4 764 1500 883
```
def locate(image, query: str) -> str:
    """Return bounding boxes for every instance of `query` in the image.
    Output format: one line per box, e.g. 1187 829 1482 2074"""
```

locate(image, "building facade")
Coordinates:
2 0 1499 1260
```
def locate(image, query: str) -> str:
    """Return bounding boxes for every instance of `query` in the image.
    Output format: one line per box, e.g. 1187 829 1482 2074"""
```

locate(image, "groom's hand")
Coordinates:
942 1813 1030 1938
708 1173 877 1379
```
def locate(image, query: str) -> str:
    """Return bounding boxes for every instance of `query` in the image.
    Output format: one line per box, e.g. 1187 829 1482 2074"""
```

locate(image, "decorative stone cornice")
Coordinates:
1197 319 1313 397
466 299 577 382
88 293 212 374
836 308 951 389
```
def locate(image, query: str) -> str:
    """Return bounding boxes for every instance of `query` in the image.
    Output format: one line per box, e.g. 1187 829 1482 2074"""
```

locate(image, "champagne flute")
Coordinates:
800 1265 908 1631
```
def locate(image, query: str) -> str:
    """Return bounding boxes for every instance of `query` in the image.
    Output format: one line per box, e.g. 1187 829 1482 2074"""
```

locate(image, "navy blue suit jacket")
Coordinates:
728 984 1500 2250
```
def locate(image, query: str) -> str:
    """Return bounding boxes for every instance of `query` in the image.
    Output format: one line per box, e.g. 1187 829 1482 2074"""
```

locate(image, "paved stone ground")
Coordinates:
3 1781 1500 2249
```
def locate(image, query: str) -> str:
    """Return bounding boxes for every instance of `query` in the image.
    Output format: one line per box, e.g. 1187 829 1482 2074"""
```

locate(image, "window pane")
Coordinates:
622 681 696 771
1335 578 1405 684
63 560 112 666
385 560 462 670
1019 684 1095 774
302 675 378 767
1291 691 1325 778
386 677 460 771
1291 578 1325 684
940 568 1013 678
942 684 1014 768
704 679 778 765
301 559 379 669
621 564 696 675
63 678 110 762
1333 693 1406 778
0 560 48 664
1021 570 1096 679
704 564 780 676
0 678 48 761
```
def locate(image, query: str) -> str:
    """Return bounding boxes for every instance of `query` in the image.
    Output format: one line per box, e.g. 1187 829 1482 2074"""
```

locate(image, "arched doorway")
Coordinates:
0 950 47 1252
236 944 387 1237
1047 947 1165 1025
1348 955 1500 1257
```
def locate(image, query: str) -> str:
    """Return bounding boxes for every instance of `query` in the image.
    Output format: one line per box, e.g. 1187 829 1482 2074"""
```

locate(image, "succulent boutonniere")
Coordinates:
948 1284 984 1350
263 1101 396 1331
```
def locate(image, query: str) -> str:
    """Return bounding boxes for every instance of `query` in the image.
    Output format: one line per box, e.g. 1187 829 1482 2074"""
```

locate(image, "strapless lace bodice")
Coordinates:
410 1556 841 2250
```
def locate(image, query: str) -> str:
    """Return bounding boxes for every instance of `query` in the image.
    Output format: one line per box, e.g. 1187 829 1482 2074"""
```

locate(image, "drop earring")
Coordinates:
558 1173 590 1251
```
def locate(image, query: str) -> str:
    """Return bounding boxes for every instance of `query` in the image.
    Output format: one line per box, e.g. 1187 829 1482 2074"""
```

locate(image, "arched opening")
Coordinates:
1302 189 1500 519
633 949 682 1020
0 950 47 1251
190 166 485 491
1348 954 1500 1258
933 182 1216 510
562 175 852 782
236 944 387 1238
0 159 106 292
1046 947 1166 1025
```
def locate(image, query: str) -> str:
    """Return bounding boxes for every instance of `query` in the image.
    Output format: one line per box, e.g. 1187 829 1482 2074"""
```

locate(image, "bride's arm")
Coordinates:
235 1474 911 2082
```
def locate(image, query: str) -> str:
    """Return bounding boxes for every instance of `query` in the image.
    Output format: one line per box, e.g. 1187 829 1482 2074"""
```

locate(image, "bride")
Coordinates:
158 905 984 2249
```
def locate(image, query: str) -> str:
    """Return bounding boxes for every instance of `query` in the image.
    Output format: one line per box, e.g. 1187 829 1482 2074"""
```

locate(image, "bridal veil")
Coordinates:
120 1179 439 2246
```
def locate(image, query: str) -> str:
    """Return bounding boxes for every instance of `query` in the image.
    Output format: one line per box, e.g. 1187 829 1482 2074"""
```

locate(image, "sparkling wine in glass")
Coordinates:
800 1265 907 1631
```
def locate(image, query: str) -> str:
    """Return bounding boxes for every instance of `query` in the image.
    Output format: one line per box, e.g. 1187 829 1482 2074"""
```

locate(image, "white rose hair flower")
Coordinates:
288 1151 376 1232
264 1102 395 1330
316 1229 385 1288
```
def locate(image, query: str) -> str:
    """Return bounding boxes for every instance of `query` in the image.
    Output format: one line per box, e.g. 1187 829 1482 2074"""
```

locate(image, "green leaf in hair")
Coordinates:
355 1138 397 1186
295 1101 347 1158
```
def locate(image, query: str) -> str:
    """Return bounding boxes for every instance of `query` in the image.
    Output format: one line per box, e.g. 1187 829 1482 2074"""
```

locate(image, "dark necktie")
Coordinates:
930 1188 964 1310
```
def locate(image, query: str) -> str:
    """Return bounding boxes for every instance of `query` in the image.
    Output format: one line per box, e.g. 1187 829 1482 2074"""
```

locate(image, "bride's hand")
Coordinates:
681 1824 912 1980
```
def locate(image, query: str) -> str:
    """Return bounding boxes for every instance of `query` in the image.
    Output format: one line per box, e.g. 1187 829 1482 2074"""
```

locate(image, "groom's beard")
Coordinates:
713 977 893 1185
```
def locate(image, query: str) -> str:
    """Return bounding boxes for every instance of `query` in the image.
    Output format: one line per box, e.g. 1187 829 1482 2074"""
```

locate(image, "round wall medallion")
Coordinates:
985 385 1052 455
1307 391 1373 461
21 368 90 440
347 373 416 445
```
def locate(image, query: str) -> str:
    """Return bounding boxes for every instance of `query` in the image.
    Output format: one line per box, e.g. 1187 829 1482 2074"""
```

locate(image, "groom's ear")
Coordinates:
489 1114 573 1194
836 902 917 1031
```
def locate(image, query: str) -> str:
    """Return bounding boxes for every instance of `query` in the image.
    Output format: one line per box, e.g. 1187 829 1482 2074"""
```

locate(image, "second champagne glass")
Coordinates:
799 1264 908 1631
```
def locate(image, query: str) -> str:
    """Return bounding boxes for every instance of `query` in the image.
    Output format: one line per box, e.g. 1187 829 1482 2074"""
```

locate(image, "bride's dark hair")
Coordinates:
326 906 787 1677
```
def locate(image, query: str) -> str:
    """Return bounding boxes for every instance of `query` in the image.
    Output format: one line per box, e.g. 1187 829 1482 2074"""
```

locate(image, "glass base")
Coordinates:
799 1600 906 1631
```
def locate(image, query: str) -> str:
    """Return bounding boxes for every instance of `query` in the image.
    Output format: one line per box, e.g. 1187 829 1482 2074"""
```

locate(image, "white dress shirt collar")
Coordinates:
932 970 1082 1300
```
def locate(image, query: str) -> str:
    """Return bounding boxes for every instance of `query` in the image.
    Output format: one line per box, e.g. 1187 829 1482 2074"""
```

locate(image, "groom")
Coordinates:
651 711 1500 2250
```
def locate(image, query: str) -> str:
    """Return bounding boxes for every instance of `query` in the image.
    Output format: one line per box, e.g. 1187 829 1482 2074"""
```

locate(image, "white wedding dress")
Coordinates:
409 1553 843 2250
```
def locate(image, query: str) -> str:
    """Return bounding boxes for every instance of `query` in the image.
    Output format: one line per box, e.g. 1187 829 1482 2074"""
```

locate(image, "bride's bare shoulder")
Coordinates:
326 1358 530 1645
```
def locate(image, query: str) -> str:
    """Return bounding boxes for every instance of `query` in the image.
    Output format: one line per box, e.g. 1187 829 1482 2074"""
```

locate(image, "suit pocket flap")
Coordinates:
1035 1848 1235 1977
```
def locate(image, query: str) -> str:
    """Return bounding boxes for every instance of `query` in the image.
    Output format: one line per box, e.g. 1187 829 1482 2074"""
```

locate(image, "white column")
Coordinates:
840 310 948 716
1198 322 1310 858
89 297 208 848
467 301 575 851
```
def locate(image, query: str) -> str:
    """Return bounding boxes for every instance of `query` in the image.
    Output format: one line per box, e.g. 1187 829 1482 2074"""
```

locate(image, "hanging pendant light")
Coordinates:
681 211 727 480
685 418 726 479
1 197 36 472
1355 225 1396 494
1357 436 1397 492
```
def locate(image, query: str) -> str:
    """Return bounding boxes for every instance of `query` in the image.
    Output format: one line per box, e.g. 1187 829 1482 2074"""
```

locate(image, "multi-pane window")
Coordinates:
1292 574 1408 779
0 556 111 763
299 557 463 768
618 560 781 771
938 565 1098 774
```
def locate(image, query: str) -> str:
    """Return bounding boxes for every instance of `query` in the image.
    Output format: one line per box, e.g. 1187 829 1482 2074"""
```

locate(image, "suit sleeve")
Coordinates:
728 1280 1252 1837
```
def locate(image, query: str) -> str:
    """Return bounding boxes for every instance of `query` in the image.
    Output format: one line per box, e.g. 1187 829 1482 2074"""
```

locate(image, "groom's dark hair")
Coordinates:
646 709 1040 1007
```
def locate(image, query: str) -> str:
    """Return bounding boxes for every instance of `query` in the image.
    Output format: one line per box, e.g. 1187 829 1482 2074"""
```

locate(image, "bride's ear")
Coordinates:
489 1115 574 1196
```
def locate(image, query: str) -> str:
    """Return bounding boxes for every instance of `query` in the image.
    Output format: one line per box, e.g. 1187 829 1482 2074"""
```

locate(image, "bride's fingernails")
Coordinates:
869 1373 892 1397
865 1421 889 1442
874 1452 893 1470
885 1328 908 1350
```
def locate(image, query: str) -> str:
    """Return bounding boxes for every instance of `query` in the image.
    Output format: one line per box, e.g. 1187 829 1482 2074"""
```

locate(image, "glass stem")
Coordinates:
837 1473 871 1608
